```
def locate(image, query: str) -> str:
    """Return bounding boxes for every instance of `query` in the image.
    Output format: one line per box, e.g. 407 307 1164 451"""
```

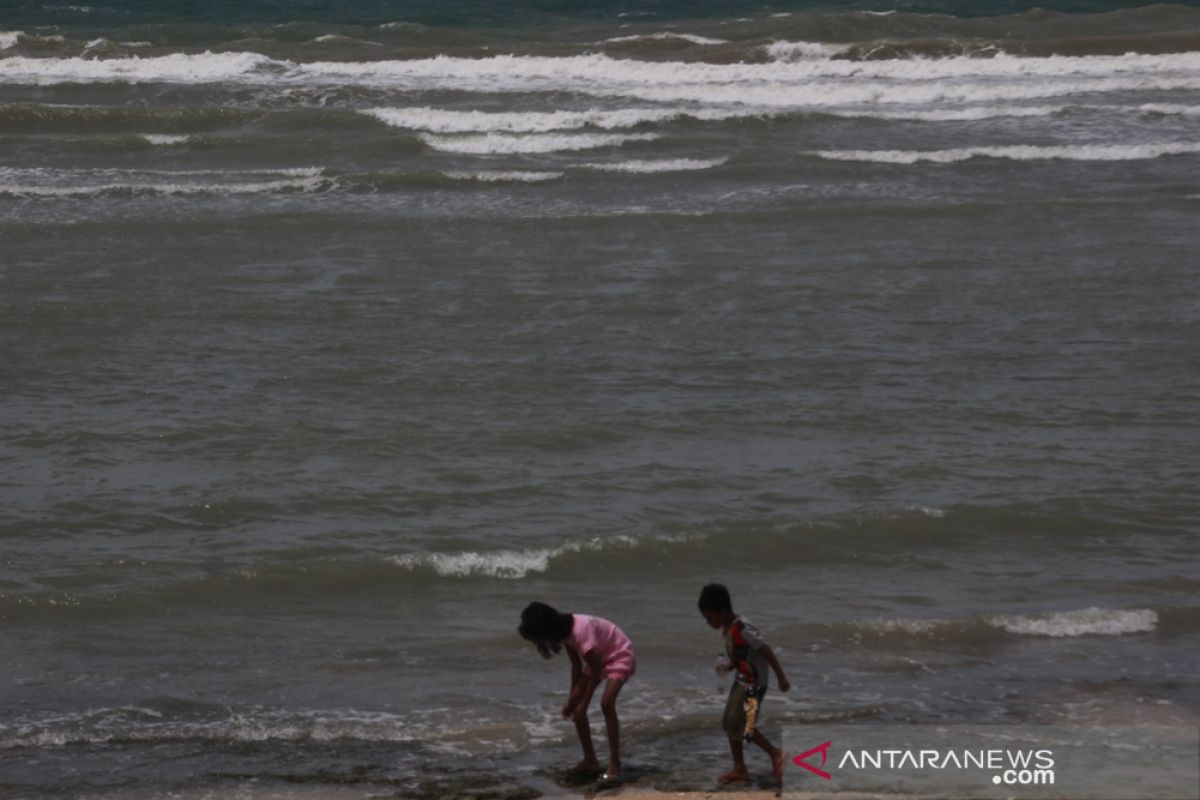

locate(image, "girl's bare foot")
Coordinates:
597 769 623 788
716 768 750 784
568 759 601 777
772 749 785 784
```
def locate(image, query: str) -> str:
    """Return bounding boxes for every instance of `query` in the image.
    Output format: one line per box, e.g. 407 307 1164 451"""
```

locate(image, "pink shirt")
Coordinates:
566 614 637 681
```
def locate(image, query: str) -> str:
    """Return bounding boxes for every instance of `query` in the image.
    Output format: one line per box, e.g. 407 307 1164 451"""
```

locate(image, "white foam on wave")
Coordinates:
390 533 696 579
861 105 1063 121
5 51 1200 109
141 134 190 145
0 704 508 750
908 506 947 518
1138 103 1200 117
312 34 382 46
0 51 274 85
442 170 564 182
859 617 945 635
856 607 1158 639
765 40 851 62
420 132 657 154
364 106 760 133
0 166 326 197
363 102 1189 133
992 608 1158 638
392 548 560 579
812 142 1200 164
79 38 152 50
0 31 25 50
602 32 729 46
580 157 728 173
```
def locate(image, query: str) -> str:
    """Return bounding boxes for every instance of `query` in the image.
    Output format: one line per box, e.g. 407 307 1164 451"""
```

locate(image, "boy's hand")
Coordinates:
778 676 791 692
561 701 575 719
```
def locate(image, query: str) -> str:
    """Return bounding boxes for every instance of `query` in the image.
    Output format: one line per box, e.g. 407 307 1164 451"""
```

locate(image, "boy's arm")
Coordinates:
761 644 791 692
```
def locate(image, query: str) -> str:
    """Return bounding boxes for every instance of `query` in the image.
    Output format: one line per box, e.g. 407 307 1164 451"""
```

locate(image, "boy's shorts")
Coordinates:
722 682 767 741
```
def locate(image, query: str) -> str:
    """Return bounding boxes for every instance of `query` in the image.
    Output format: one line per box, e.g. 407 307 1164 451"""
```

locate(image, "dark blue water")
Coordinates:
6 0 1200 27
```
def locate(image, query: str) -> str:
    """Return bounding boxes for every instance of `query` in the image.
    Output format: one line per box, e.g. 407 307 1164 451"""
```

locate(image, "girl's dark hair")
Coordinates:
518 601 573 659
698 583 733 613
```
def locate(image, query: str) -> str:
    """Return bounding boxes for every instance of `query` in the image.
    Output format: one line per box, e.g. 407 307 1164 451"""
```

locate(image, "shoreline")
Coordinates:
106 785 903 800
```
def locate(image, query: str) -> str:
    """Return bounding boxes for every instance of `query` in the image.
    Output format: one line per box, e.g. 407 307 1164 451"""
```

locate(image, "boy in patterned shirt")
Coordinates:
698 583 791 785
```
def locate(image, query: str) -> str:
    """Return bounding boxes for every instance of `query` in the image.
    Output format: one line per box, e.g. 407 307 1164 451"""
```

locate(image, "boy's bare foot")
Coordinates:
716 768 750 785
771 749 785 784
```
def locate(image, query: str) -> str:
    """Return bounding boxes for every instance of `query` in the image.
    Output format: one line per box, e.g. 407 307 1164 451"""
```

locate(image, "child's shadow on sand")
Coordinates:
541 765 779 797
539 764 660 794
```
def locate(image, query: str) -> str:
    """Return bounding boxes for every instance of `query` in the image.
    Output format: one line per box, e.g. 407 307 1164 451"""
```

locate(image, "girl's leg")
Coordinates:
599 678 626 777
571 713 599 773
571 712 599 773
572 681 601 774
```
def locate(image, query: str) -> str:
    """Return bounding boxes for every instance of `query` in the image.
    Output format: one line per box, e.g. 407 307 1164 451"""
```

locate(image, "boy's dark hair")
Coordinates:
518 601 573 658
698 583 733 613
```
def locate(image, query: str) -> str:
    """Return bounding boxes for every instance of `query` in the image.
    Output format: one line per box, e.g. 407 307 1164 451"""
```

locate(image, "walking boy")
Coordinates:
698 583 790 785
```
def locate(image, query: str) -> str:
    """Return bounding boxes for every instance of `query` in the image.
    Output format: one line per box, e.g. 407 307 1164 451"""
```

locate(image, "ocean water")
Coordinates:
2 2 1199 797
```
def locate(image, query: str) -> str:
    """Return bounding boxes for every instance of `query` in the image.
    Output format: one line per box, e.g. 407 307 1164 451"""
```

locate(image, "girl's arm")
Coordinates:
567 644 583 686
761 645 791 692
563 646 585 717
563 649 604 718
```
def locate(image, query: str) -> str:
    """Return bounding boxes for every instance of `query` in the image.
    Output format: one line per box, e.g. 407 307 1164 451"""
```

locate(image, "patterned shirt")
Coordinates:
724 616 770 689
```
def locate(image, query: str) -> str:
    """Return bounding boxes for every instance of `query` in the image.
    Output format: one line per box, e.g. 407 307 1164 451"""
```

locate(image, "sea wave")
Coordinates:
0 166 328 198
0 103 248 133
1138 103 1200 117
363 106 760 133
601 32 729 46
3 51 1199 111
0 51 275 85
580 157 729 173
991 607 1158 637
390 534 667 579
821 606 1171 648
765 40 852 62
0 31 24 50
812 142 1200 164
2 504 1191 618
419 132 658 154
141 133 190 145
0 701 509 750
441 169 564 183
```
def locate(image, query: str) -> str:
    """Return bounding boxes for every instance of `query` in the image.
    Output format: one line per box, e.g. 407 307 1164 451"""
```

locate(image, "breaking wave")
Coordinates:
0 166 328 197
812 142 1200 164
4 51 1199 111
419 132 658 154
